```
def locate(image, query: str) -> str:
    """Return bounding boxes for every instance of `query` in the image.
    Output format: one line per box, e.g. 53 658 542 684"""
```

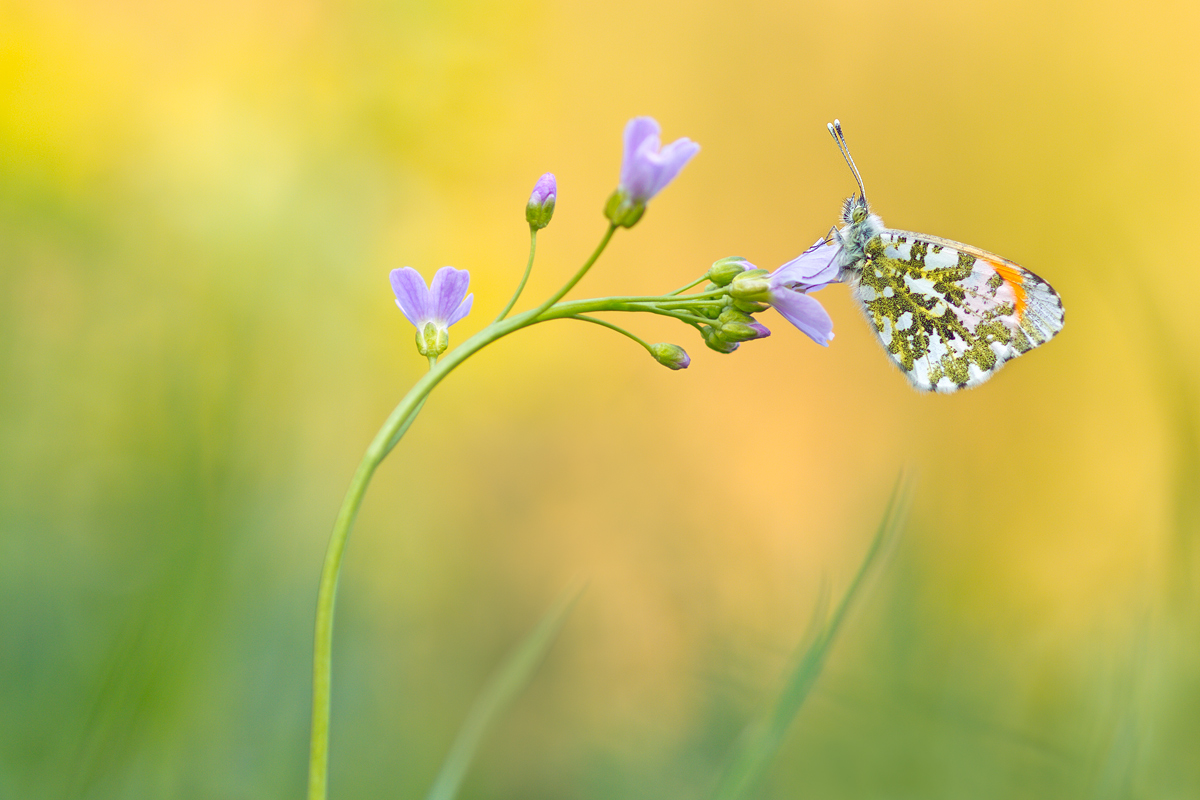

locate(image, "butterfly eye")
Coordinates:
851 204 869 224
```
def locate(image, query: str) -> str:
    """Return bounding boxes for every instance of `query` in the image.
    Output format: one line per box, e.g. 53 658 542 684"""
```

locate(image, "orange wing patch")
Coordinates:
987 260 1028 319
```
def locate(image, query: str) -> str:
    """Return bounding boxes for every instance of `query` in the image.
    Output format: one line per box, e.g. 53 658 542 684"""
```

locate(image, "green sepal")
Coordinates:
603 191 646 228
718 308 754 325
526 195 556 230
720 322 762 343
707 257 751 287
729 269 771 302
701 326 739 353
416 322 449 357
733 298 768 313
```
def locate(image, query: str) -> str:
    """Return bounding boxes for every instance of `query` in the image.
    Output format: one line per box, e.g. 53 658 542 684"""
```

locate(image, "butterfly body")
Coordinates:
828 123 1064 392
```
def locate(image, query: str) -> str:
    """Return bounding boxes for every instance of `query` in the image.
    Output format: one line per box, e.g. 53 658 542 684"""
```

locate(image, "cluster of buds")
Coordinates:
697 240 841 350
690 257 772 353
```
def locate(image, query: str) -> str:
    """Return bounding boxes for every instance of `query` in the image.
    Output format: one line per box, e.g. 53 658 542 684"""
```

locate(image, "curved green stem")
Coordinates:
308 227 719 800
526 223 616 320
494 228 537 323
307 315 531 800
667 275 708 296
542 299 714 328
567 314 653 353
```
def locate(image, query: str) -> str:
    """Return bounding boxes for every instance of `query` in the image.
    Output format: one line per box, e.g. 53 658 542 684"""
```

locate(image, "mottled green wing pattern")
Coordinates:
849 231 1064 392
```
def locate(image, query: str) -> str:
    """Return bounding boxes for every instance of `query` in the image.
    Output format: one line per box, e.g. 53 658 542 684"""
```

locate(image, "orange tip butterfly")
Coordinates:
828 120 1064 392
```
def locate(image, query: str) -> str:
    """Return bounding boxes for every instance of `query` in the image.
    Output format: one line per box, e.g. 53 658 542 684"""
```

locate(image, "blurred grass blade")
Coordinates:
423 586 583 800
711 475 914 800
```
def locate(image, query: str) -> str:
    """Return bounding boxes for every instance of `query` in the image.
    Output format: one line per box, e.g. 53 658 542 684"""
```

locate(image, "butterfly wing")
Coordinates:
847 230 1064 392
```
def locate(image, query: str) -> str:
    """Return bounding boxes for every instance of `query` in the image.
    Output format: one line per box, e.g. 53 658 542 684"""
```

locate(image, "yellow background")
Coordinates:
2 0 1198 796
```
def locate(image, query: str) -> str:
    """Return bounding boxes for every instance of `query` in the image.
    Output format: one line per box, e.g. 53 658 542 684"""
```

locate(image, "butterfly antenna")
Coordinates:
827 119 868 203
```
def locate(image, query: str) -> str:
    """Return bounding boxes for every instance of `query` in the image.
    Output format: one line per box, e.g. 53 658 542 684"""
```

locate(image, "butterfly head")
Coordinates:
841 193 871 225
834 195 884 269
828 121 884 268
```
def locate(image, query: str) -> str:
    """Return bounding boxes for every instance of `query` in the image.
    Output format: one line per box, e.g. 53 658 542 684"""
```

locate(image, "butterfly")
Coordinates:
826 120 1064 392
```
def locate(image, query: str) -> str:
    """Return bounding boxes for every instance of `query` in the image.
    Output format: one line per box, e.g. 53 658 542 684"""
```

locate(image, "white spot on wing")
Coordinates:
925 329 949 364
903 274 940 300
908 357 931 389
966 363 989 386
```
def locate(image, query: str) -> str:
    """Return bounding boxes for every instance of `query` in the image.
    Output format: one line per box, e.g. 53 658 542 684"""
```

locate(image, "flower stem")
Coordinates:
526 223 616 320
308 243 723 800
566 314 653 353
666 275 708 296
307 315 529 800
307 230 620 799
493 228 537 323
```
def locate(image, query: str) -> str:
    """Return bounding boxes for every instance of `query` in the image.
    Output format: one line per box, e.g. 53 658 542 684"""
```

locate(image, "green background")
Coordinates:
3 0 1198 796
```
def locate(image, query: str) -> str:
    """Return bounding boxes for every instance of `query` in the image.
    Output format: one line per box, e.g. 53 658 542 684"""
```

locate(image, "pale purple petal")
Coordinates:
771 290 834 347
620 117 661 197
770 238 840 295
428 266 471 325
529 173 556 205
391 267 431 327
615 117 701 206
648 137 701 197
446 293 473 327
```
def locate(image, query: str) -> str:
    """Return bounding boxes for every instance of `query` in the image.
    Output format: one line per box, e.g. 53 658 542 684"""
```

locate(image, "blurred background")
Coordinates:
2 0 1198 797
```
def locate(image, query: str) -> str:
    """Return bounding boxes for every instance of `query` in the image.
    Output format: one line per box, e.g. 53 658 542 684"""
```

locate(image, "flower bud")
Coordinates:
416 321 450 357
718 308 753 325
701 326 739 354
649 342 690 370
732 298 768 313
729 268 771 302
706 257 752 287
603 191 646 228
526 173 557 230
723 322 771 342
715 309 771 342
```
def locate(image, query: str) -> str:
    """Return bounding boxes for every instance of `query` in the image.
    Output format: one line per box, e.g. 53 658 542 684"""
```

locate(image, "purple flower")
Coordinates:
619 117 700 203
605 117 700 227
766 238 840 346
390 266 473 356
526 173 556 229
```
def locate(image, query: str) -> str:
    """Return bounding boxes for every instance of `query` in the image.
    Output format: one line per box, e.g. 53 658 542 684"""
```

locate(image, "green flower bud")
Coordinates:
701 326 739 354
706 257 752 287
718 308 754 325
732 298 769 313
649 343 691 370
720 322 763 343
729 268 771 302
526 173 556 230
713 308 771 342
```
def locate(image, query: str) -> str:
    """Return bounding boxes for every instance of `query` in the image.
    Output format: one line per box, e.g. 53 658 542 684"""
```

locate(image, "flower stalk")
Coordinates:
306 269 794 798
307 115 844 800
